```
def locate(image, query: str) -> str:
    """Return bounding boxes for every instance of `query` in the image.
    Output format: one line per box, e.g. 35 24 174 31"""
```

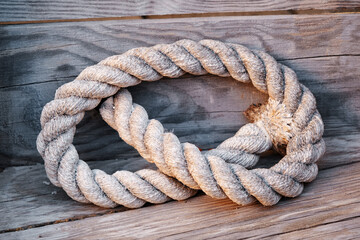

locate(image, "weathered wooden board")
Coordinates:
1 1 360 238
2 160 359 239
1 14 360 168
0 143 355 233
1 0 359 22
0 157 154 232
264 218 360 239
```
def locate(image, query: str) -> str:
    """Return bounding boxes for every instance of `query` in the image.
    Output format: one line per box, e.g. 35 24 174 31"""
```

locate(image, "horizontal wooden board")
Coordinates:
1 0 360 22
0 140 281 231
1 159 359 238
1 14 360 168
0 157 154 232
265 217 360 239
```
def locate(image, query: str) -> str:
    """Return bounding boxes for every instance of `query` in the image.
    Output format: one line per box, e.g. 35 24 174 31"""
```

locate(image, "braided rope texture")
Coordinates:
37 39 325 208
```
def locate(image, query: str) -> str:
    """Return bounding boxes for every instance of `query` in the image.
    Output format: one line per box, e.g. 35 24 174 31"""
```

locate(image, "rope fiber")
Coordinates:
37 39 325 208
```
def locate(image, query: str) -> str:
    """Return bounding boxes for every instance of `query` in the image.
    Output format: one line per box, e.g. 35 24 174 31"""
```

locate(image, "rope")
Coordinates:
36 39 325 208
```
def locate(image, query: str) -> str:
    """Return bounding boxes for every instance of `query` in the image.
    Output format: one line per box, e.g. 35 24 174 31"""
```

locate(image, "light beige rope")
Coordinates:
37 39 325 208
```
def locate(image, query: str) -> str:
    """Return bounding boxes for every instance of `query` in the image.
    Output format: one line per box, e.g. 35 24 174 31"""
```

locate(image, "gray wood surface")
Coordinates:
1 13 360 168
1 0 359 22
2 160 359 239
1 3 360 238
0 157 154 232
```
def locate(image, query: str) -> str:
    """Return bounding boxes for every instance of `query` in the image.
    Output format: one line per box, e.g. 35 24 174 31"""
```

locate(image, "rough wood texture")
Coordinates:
1 14 360 168
2 160 359 238
1 0 359 22
0 157 155 232
1 2 360 238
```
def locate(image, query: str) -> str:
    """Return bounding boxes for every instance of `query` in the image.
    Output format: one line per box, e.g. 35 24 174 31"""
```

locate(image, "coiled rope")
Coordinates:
37 39 325 208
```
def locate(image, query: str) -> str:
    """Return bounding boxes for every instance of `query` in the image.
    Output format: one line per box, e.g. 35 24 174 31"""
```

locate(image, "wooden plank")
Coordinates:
1 0 360 22
1 14 360 76
0 157 155 232
264 217 360 239
1 14 360 167
0 152 282 232
2 160 359 239
0 148 353 233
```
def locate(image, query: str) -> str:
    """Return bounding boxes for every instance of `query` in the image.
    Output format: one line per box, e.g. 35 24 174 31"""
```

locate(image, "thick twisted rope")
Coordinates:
37 39 325 208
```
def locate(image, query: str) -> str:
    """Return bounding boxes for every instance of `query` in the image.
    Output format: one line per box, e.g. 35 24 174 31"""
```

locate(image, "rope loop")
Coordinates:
37 39 325 208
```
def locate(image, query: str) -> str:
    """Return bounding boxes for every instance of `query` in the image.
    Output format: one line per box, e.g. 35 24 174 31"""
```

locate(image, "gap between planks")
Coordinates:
1 8 360 25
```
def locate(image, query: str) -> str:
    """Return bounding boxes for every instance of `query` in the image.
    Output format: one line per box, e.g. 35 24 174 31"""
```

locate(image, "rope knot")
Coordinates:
245 98 295 155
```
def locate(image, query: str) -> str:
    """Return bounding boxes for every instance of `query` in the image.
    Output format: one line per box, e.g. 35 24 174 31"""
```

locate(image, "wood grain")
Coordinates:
1 14 360 168
2 160 359 239
1 0 360 22
0 142 277 232
1 5 360 239
264 217 360 239
0 157 154 232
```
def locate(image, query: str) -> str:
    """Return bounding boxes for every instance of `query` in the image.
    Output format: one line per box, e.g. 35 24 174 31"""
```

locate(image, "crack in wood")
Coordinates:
259 214 360 239
1 8 360 25
0 207 130 234
279 53 360 61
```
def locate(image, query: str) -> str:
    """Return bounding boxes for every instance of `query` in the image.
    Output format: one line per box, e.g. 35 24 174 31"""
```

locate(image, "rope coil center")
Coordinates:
37 39 325 208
